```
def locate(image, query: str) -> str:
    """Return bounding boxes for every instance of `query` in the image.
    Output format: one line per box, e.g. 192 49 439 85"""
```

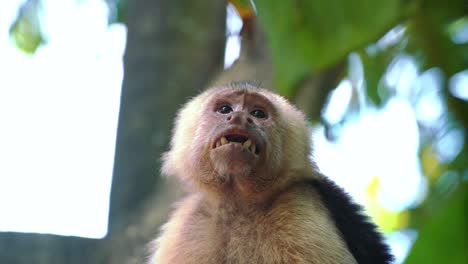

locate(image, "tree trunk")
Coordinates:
102 0 227 261
109 0 226 230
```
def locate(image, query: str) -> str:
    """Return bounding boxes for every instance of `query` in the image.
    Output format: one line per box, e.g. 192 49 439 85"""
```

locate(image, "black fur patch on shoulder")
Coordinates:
308 177 394 264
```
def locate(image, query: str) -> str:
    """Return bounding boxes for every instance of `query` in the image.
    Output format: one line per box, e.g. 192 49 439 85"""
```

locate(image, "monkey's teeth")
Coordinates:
242 139 252 149
216 141 221 148
250 144 256 154
220 136 228 145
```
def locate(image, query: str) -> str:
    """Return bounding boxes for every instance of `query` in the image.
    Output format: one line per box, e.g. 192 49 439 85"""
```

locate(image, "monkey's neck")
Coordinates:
198 185 270 218
200 166 317 214
205 178 302 216
210 193 268 221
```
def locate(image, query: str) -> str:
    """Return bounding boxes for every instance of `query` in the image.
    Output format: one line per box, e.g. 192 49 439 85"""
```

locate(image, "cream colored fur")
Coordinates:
149 83 357 263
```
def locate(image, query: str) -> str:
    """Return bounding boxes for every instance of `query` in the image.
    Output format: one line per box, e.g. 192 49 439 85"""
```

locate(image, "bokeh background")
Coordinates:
0 0 466 263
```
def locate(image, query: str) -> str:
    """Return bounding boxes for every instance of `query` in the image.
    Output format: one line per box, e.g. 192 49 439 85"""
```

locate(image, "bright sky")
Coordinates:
0 1 465 262
0 0 125 238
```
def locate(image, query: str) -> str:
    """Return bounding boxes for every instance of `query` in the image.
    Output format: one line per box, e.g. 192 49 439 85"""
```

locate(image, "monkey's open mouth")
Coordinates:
213 134 259 155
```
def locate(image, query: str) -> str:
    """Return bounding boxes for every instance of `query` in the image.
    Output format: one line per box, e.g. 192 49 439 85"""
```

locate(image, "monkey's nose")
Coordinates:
226 112 253 125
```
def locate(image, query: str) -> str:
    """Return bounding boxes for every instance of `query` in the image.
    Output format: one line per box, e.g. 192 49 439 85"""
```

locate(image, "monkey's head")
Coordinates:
162 81 315 197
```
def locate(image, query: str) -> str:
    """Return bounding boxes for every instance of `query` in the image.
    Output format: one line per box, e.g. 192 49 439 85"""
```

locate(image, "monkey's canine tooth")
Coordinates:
250 144 256 154
216 141 221 148
221 136 228 145
242 139 252 149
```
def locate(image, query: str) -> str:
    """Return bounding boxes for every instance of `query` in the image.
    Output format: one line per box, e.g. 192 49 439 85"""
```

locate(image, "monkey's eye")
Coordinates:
217 105 233 114
251 109 267 119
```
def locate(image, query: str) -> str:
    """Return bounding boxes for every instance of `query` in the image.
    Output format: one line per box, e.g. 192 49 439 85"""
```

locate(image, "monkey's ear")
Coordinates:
160 151 177 177
267 93 314 170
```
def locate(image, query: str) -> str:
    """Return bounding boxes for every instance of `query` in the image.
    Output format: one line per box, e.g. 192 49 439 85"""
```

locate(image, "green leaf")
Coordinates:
360 43 401 106
115 0 128 23
254 0 405 95
407 0 467 75
9 0 45 54
405 183 468 264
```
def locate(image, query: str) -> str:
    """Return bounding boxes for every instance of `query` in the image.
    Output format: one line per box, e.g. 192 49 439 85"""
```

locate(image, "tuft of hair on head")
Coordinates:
227 80 262 90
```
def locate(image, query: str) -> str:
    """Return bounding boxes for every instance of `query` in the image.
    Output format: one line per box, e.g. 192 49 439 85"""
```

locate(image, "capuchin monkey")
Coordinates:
149 81 393 264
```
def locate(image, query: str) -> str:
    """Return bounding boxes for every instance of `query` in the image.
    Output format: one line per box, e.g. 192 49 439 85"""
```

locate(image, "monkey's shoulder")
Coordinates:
296 177 394 264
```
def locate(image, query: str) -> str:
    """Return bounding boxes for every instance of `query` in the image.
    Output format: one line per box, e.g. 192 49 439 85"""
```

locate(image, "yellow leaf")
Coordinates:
229 0 256 19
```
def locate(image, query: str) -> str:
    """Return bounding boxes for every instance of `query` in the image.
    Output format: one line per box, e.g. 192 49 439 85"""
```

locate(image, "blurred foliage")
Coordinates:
421 145 448 184
366 177 410 232
115 0 127 23
9 0 45 54
106 0 127 23
405 182 467 264
359 37 404 107
253 0 404 96
227 0 468 262
9 0 127 52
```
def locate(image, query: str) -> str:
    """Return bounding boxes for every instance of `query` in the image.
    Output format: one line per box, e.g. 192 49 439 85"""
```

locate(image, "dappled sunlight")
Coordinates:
315 97 424 211
312 30 468 260
450 70 468 101
414 68 445 126
449 17 468 44
224 3 242 69
386 229 418 263
321 79 353 124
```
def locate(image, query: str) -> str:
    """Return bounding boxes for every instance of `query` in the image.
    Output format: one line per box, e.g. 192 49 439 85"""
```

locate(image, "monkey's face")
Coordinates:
163 86 312 196
194 89 282 192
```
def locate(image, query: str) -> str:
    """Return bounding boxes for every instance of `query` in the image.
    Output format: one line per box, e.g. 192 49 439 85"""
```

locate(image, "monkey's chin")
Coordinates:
210 143 258 179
